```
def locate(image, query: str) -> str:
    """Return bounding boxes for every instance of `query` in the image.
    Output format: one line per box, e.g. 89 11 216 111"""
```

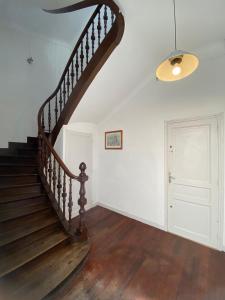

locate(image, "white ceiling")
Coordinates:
71 0 225 123
1 0 225 123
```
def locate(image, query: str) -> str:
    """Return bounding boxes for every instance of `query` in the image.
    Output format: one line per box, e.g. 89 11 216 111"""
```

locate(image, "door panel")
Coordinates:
171 199 211 242
173 126 210 183
168 117 219 248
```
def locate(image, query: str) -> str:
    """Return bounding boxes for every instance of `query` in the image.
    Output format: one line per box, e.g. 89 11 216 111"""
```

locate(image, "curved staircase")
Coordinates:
0 1 124 299
0 138 90 300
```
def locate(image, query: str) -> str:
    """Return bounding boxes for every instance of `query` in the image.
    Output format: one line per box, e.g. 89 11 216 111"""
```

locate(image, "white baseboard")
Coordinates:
95 202 165 231
93 202 225 252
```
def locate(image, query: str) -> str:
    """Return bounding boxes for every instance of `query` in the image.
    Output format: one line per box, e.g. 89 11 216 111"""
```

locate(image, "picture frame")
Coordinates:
105 130 123 150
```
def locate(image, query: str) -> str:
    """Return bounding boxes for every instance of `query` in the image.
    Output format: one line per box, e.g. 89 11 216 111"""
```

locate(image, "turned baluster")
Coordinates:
75 53 79 82
55 95 58 125
63 80 66 106
52 157 57 196
44 143 48 177
48 101 51 133
111 9 114 26
85 31 90 64
57 165 62 210
97 8 102 46
38 135 43 170
66 70 70 99
48 153 52 188
71 60 75 87
62 172 67 219
41 112 45 131
68 178 73 229
91 21 95 56
80 41 84 73
103 5 108 36
41 140 45 172
76 162 88 240
59 87 63 114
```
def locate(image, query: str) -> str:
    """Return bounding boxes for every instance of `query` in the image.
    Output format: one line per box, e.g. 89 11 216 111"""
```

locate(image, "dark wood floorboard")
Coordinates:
47 206 225 300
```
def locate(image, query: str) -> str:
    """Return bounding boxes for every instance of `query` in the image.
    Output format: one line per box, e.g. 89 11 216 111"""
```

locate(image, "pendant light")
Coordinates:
156 0 199 82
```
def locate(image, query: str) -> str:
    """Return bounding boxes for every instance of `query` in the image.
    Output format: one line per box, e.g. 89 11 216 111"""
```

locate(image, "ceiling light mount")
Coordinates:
170 56 182 65
156 0 199 82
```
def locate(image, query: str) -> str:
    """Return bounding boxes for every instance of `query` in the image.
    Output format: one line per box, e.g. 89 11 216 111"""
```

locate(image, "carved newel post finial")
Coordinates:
77 162 88 241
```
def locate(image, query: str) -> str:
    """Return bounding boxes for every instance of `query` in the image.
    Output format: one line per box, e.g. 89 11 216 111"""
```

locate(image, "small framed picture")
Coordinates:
105 130 123 150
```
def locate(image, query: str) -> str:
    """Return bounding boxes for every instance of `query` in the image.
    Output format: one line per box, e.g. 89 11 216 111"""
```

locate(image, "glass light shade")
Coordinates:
156 50 199 82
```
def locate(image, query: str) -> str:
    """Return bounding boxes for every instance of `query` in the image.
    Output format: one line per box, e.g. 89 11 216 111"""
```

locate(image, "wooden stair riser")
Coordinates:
0 184 42 197
0 165 38 174
0 201 50 222
0 240 90 300
8 142 37 151
0 149 14 156
0 149 37 157
0 210 58 247
0 194 47 204
0 156 37 164
16 148 38 156
0 224 67 277
0 175 40 186
0 196 48 209
27 137 38 147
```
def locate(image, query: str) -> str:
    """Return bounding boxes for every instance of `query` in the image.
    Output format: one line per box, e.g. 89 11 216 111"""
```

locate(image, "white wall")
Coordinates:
0 22 71 147
96 55 225 247
55 123 97 218
64 123 97 205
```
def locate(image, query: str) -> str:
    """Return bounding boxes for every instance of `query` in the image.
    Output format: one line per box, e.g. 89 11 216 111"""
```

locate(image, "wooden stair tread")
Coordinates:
0 163 37 166
0 174 39 177
0 240 90 300
0 174 40 186
0 183 41 190
8 142 37 150
0 193 46 204
0 155 36 159
1 196 47 209
0 165 38 175
0 209 58 246
0 200 50 222
0 224 68 277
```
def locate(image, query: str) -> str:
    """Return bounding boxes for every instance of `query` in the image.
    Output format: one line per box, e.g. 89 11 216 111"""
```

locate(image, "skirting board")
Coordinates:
95 202 225 252
95 202 165 231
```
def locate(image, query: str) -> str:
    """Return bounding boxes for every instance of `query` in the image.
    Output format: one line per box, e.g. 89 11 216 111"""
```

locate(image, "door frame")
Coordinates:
164 113 224 250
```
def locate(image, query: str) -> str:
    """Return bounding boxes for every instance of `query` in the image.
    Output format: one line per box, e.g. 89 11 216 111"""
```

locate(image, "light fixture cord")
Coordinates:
173 0 177 50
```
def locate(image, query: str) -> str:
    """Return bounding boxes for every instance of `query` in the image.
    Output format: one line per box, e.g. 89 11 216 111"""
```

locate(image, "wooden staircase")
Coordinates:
0 0 124 298
0 138 90 300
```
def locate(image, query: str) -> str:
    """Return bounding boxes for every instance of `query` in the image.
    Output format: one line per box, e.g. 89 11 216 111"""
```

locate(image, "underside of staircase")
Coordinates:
0 138 90 300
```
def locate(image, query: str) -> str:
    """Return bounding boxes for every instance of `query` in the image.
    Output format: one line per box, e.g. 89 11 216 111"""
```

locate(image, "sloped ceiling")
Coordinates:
70 0 225 123
1 0 225 123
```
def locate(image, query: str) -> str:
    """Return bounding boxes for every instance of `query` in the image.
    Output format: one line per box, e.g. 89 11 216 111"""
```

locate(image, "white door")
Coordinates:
167 116 220 249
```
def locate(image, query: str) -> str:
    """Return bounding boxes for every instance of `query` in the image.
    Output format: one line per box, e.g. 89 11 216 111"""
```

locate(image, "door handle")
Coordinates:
168 172 176 183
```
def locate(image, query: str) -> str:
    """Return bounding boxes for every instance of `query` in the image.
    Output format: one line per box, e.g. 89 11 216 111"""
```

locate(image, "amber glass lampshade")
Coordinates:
156 50 199 82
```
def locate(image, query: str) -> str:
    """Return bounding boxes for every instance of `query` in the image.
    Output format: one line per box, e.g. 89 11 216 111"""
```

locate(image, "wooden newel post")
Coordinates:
76 162 88 240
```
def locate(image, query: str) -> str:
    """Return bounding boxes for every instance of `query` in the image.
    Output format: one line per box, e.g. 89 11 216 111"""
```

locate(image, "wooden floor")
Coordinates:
47 206 225 300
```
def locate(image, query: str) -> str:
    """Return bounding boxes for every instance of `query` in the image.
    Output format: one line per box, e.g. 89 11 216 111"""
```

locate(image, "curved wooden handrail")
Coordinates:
40 134 79 180
43 0 120 15
37 4 102 131
37 0 124 240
